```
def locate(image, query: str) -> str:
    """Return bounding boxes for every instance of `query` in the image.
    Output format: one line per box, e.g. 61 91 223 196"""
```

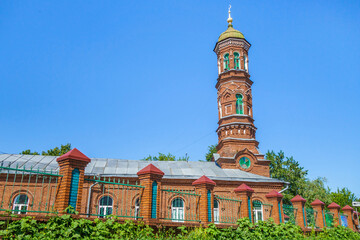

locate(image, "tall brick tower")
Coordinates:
213 7 270 177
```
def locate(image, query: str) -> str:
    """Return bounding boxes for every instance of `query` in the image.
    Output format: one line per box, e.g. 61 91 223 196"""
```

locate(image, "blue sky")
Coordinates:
0 1 359 195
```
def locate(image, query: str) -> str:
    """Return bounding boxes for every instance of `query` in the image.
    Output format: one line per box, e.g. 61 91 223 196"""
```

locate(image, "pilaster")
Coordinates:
55 148 91 213
137 164 164 224
342 205 355 231
328 202 341 227
291 195 307 229
265 190 283 224
192 175 216 225
234 183 254 222
311 199 325 229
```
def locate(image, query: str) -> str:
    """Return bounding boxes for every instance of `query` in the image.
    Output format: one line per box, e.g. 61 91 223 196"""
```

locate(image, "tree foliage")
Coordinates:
266 150 359 208
266 150 308 204
330 187 359 208
1 216 359 239
20 144 72 156
205 145 217 162
143 153 189 161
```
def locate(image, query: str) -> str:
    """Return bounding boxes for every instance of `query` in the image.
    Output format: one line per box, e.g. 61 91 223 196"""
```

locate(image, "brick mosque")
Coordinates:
0 8 358 231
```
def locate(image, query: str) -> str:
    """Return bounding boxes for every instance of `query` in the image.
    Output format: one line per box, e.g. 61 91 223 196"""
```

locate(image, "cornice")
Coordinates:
214 38 251 54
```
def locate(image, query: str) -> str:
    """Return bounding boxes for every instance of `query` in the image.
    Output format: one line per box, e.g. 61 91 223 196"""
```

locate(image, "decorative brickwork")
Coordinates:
234 184 254 221
193 176 216 225
137 164 164 224
265 190 283 224
342 205 355 231
311 199 325 229
291 195 306 229
55 148 90 213
328 202 341 227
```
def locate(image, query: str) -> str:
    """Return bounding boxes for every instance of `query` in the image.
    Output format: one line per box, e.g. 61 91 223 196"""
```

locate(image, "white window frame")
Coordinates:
98 196 113 218
253 201 264 223
12 194 29 214
214 200 220 224
171 198 184 222
135 198 140 220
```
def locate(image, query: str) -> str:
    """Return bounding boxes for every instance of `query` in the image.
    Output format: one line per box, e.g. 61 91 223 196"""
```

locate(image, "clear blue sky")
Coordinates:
1 1 359 195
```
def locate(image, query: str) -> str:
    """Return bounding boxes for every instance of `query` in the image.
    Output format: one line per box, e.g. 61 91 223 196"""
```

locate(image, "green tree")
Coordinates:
330 187 359 208
266 150 308 204
301 177 332 207
20 143 72 156
205 144 217 162
143 152 189 161
20 149 40 155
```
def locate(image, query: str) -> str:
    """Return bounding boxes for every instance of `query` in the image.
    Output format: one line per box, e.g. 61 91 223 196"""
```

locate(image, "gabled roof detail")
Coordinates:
192 175 216 186
311 199 325 206
291 195 306 203
265 190 283 198
57 148 91 162
342 205 354 211
328 202 341 209
137 164 164 176
234 183 254 192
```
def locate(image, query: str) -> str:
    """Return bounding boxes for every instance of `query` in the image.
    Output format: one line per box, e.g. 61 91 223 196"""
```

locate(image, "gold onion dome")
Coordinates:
218 6 245 42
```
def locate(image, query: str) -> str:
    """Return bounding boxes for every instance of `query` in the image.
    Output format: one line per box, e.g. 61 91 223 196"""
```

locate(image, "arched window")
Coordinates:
253 200 263 223
99 196 113 218
171 198 184 222
244 54 248 71
236 94 243 114
224 53 229 71
214 199 219 224
234 52 240 69
135 198 140 219
12 194 29 214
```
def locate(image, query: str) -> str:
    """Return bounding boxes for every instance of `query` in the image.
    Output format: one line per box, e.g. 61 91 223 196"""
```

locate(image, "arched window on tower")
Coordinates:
244 54 248 72
234 52 240 69
224 53 229 71
236 94 243 114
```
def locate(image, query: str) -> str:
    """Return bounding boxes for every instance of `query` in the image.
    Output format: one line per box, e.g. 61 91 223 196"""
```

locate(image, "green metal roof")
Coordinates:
218 24 245 42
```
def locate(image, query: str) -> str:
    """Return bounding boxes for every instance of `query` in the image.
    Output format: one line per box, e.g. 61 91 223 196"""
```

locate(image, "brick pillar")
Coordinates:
192 175 216 225
291 195 307 228
328 202 341 227
137 164 164 224
342 205 355 231
311 199 325 229
234 184 254 222
354 211 360 232
265 190 283 224
55 148 91 213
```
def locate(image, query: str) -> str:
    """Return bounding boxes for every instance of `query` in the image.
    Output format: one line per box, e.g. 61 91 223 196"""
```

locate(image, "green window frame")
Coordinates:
236 94 243 114
224 53 229 70
151 181 158 219
68 168 80 210
234 52 240 69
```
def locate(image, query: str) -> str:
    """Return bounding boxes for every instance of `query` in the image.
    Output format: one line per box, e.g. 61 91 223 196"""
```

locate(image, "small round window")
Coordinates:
239 157 251 169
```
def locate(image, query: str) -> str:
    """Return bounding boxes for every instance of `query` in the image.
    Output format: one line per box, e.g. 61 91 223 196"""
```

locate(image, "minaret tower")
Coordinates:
213 6 270 177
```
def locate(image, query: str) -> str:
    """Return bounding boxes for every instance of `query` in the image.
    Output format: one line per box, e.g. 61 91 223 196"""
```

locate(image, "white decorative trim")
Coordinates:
214 38 251 54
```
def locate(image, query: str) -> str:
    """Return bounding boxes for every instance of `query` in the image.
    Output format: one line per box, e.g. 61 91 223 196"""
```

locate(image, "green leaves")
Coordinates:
20 143 72 156
0 215 359 239
143 153 189 161
205 145 217 162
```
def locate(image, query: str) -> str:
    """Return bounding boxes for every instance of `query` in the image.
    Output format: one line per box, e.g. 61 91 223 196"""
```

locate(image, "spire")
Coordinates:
227 4 233 27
